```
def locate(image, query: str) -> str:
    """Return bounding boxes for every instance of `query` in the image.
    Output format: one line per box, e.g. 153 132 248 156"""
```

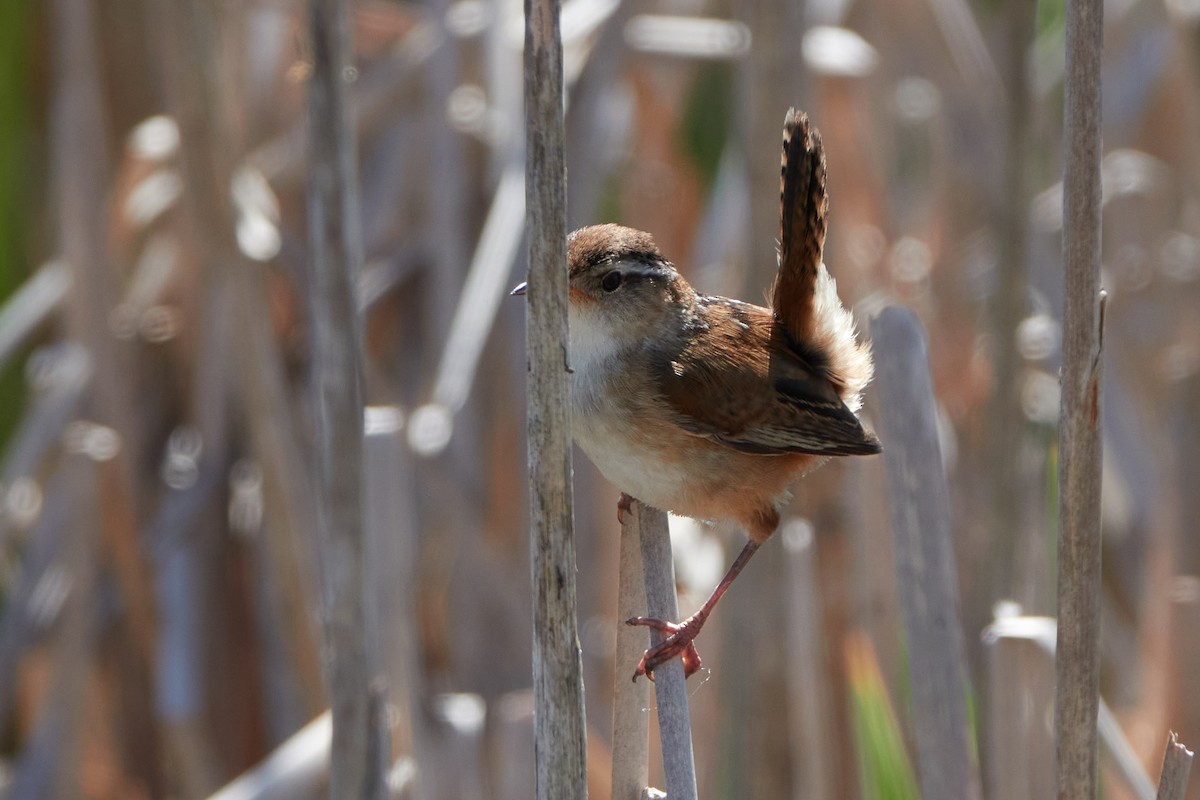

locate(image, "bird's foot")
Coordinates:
624 613 705 682
617 493 635 525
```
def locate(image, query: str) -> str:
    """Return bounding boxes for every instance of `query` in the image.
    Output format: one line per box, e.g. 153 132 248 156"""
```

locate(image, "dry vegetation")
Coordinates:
1 0 1200 797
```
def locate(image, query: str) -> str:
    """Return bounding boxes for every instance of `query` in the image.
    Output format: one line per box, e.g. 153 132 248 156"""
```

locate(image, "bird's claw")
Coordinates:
617 493 635 524
625 615 703 681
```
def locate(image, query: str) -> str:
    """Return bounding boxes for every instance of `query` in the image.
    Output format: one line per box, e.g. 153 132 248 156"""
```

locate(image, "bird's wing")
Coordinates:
654 302 880 457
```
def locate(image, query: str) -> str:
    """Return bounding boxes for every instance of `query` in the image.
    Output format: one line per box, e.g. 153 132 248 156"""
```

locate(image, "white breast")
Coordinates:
567 304 621 413
568 307 692 508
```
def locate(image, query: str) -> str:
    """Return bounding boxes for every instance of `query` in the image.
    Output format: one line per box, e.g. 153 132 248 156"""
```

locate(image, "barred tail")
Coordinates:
771 108 828 347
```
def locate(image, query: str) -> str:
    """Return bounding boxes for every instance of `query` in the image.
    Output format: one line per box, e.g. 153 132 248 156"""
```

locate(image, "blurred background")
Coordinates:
1 0 1199 797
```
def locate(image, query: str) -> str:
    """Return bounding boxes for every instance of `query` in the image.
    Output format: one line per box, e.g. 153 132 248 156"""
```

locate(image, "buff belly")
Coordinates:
572 405 815 534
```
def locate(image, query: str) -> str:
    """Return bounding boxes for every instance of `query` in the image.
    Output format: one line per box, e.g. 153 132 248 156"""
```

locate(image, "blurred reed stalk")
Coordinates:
156 0 327 719
523 0 588 794
1154 732 1194 800
304 0 383 796
986 0 1037 601
207 712 333 800
782 520 836 800
871 306 979 800
48 0 160 792
9 455 100 797
1055 0 1105 789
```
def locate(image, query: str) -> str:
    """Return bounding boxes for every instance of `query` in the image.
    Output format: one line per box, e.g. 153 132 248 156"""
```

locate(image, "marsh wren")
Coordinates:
514 109 880 680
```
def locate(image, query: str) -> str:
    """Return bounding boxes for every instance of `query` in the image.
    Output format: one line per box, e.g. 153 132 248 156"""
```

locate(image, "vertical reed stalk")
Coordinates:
1055 0 1105 790
305 1 382 796
524 0 588 793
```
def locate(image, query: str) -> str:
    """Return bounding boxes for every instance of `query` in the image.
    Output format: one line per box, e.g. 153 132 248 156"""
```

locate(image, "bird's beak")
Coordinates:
510 282 527 297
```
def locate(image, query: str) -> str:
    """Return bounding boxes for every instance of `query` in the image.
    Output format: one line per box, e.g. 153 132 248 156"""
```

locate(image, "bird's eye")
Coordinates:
601 270 622 292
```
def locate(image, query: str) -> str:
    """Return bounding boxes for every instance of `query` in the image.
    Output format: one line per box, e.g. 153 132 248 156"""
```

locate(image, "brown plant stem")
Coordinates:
523 0 588 793
1055 0 1105 788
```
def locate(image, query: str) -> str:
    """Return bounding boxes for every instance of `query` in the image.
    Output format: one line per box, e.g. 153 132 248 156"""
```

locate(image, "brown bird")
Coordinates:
515 109 880 680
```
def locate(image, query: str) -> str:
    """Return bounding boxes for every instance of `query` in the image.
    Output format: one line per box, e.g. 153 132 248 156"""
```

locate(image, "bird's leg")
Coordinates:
626 539 762 681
